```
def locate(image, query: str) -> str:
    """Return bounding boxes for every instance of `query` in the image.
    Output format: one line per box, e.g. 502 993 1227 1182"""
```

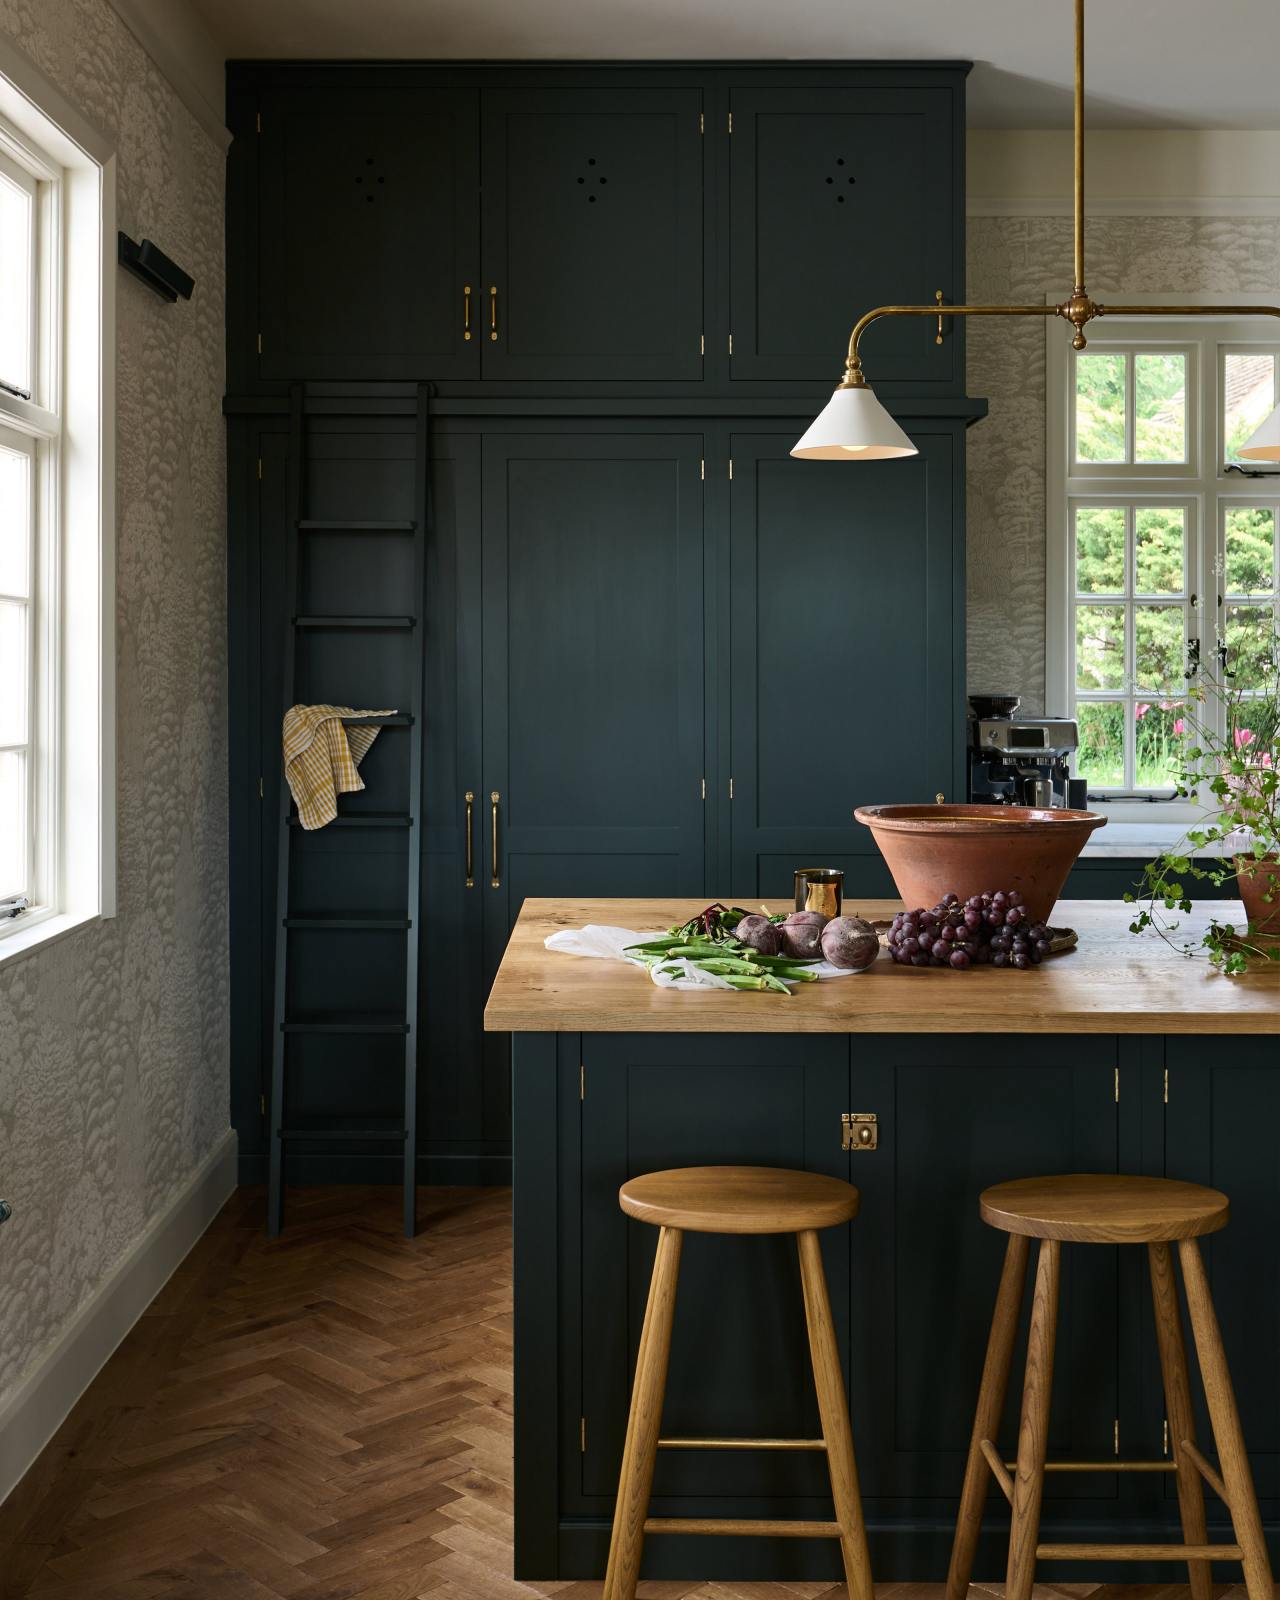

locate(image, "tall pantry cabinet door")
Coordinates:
258 87 479 381
725 431 963 899
480 90 704 382
728 84 963 391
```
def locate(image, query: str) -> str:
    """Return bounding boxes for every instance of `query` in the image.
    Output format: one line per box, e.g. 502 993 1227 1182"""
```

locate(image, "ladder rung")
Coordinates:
287 812 413 828
1035 1541 1244 1561
644 1517 841 1539
279 1127 409 1142
293 614 414 629
296 519 415 532
284 916 411 930
282 1014 409 1034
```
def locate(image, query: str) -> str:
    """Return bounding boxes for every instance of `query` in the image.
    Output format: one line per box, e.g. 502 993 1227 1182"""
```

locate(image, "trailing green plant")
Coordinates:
1125 657 1280 973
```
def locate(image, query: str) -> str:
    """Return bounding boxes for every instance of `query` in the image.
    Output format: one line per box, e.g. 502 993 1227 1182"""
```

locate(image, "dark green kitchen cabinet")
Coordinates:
724 427 965 900
256 84 480 382
480 89 705 383
727 80 966 393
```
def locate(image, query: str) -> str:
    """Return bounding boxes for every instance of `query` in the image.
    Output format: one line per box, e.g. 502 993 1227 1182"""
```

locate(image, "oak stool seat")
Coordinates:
948 1172 1272 1600
619 1164 860 1234
979 1173 1229 1243
604 1164 871 1600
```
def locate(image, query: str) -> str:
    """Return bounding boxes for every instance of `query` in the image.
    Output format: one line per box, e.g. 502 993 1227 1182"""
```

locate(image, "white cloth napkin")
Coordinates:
544 924 864 990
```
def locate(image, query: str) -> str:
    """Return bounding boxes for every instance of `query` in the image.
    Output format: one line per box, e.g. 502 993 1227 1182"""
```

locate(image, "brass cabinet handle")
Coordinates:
490 790 500 888
464 790 474 886
463 285 472 341
489 284 498 341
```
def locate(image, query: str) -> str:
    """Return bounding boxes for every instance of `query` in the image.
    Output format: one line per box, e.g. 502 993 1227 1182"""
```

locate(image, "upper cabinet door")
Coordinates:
481 89 704 382
258 87 479 382
729 85 963 390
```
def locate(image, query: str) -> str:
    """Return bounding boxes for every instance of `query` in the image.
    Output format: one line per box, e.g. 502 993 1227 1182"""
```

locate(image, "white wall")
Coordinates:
0 0 230 1490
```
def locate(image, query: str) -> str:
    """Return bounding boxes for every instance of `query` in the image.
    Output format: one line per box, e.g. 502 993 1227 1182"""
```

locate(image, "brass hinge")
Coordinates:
579 1063 584 1101
1163 1066 1169 1103
700 776 706 800
842 1112 878 1151
260 1093 266 1115
257 457 263 481
728 332 733 356
699 110 704 134
700 458 705 480
1163 1418 1169 1456
1114 1066 1120 1103
728 111 733 133
700 333 705 356
728 777 734 800
580 1416 587 1453
1114 1418 1120 1456
258 776 264 799
257 332 263 355
728 457 733 480
255 110 261 134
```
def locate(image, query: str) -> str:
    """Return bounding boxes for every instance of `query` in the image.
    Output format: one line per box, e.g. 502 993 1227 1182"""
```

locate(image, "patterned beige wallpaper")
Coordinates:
0 0 227 1401
966 213 1280 713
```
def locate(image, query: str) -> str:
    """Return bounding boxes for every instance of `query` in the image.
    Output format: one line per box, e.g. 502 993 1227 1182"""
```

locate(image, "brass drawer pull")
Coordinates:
489 284 498 341
490 790 500 888
463 284 472 341
464 790 474 887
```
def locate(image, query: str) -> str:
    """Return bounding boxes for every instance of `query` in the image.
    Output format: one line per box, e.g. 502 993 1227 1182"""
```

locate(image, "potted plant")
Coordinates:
1127 657 1280 973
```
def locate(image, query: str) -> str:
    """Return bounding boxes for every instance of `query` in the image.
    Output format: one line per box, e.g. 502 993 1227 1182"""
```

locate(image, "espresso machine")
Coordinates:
967 694 1089 809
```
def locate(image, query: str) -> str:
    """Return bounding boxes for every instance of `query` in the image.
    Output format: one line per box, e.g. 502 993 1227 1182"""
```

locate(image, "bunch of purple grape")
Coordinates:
887 890 1053 971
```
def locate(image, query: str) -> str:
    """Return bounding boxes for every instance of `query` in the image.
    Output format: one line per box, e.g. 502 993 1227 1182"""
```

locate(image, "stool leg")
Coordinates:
602 1225 683 1600
1178 1237 1274 1600
1006 1237 1060 1600
1148 1242 1212 1600
797 1228 873 1600
945 1232 1031 1600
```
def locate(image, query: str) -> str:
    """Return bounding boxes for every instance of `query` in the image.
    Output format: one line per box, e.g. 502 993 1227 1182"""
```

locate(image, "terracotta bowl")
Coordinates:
854 803 1107 924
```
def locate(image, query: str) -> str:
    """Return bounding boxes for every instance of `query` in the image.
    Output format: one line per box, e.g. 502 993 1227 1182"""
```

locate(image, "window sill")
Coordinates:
1080 822 1227 860
0 907 102 968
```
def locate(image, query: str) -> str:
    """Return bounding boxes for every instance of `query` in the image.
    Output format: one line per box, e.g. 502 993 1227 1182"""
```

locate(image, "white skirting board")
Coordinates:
0 1127 238 1505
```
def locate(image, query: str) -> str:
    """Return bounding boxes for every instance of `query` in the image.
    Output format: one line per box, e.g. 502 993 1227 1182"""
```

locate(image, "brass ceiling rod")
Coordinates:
835 0 1280 393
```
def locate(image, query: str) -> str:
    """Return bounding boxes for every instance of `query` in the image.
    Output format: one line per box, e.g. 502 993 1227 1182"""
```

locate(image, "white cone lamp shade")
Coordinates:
791 383 918 461
1238 401 1280 462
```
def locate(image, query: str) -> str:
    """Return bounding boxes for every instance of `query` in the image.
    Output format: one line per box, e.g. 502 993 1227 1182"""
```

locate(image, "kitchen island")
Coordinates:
486 897 1280 1583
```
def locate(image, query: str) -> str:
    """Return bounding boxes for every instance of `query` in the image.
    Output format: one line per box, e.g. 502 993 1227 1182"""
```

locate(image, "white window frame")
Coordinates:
0 40 115 962
1047 294 1280 826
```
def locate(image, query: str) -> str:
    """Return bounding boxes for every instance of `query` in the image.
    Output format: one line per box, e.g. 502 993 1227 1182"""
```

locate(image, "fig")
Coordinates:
820 915 880 971
781 909 828 960
735 913 782 956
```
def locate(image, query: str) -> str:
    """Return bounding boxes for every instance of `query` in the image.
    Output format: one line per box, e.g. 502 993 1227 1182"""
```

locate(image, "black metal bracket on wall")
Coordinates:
118 232 194 302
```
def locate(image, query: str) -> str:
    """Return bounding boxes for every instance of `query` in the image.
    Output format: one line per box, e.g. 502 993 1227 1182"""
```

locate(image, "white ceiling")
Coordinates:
185 0 1280 129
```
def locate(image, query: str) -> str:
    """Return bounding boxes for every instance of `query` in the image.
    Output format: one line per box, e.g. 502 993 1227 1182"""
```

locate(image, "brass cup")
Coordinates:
794 868 843 919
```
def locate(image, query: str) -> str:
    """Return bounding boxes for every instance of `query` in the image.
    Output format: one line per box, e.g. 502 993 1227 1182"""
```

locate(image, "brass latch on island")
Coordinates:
842 1113 878 1151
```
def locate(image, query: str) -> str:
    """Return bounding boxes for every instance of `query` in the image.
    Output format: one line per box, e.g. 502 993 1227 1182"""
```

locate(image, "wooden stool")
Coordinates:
603 1165 873 1600
947 1173 1274 1600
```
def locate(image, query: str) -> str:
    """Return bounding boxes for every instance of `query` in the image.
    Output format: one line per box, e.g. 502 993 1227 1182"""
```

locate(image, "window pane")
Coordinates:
0 748 25 898
1135 606 1184 691
1076 604 1126 690
1134 701 1185 790
1074 506 1125 593
0 599 26 745
1134 352 1187 463
1224 351 1277 466
1133 507 1184 594
1225 506 1276 596
0 169 32 395
0 442 31 597
1232 698 1280 753
1223 604 1278 691
1076 701 1125 788
1075 352 1127 462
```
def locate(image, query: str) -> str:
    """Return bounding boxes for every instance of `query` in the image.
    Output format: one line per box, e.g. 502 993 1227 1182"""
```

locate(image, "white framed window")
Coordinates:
0 44 115 960
1047 304 1280 823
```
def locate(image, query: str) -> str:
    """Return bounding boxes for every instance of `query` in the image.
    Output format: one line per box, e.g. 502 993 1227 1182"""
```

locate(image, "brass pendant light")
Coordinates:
793 0 1280 462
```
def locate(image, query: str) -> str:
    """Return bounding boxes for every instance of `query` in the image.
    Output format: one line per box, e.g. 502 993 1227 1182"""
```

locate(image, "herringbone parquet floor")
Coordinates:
0 1186 1252 1600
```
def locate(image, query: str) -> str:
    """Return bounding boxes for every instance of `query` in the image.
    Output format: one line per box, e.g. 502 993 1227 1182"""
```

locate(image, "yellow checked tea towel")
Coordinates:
282 704 397 830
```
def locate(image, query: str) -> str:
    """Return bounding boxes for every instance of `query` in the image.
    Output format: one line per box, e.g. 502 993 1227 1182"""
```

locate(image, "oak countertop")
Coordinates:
483 898 1280 1035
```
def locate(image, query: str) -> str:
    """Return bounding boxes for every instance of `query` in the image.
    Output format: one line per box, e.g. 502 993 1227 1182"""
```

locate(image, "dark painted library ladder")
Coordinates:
267 384 431 1238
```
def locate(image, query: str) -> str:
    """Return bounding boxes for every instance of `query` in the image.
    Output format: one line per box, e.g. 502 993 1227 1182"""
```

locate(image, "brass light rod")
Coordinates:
835 0 1280 391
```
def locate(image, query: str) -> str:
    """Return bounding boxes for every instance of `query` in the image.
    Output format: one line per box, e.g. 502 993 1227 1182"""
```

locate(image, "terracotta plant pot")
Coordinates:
1235 854 1280 938
854 804 1107 925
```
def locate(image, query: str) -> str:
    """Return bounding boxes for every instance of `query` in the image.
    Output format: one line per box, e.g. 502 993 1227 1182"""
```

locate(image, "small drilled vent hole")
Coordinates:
355 155 388 203
826 159 855 204
577 157 608 202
